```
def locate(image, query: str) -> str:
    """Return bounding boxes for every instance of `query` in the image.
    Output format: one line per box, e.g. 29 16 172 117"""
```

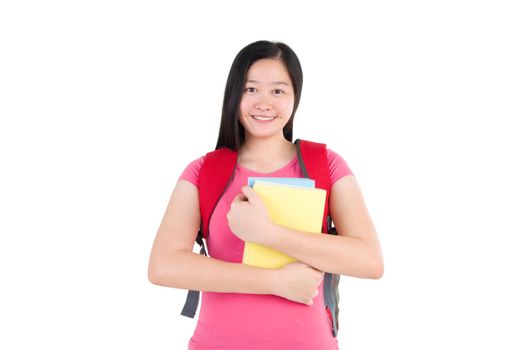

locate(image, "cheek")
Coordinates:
238 97 251 116
278 98 295 116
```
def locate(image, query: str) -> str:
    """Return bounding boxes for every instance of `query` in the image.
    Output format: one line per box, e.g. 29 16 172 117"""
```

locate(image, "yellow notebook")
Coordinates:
242 181 327 269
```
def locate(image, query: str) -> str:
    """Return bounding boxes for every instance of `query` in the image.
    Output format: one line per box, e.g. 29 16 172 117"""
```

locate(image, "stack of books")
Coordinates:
242 177 327 269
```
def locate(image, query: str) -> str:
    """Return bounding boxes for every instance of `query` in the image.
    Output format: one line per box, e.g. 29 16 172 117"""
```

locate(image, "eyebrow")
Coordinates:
245 79 290 86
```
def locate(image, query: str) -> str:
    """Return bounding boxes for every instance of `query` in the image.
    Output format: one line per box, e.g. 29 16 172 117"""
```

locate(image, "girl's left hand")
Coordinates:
227 186 273 245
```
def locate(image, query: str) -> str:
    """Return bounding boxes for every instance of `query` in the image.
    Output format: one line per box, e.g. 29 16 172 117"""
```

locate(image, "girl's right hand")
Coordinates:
272 262 324 306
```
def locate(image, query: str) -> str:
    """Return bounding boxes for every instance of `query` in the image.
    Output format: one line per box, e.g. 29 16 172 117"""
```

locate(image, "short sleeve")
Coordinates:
327 149 354 185
178 156 204 187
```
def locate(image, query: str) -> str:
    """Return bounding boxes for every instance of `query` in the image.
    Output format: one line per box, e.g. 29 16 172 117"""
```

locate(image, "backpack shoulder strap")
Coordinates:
181 147 237 319
198 147 238 239
295 139 340 337
294 139 331 232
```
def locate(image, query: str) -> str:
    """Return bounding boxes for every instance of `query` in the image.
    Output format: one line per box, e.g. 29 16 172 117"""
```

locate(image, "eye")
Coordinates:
272 89 285 95
245 87 257 93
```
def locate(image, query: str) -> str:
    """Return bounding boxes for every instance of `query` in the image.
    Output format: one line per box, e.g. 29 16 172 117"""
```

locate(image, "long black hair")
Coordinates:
215 40 303 150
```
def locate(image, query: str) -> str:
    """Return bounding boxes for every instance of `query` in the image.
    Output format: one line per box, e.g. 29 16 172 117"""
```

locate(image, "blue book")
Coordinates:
248 177 315 188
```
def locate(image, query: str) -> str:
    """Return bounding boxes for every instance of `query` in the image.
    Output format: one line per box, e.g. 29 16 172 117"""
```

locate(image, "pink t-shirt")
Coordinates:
179 149 353 350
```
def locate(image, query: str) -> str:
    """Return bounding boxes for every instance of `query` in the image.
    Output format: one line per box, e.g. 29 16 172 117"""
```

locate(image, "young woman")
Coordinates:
148 40 383 350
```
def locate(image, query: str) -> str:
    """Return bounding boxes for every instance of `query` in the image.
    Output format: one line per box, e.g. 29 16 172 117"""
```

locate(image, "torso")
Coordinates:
188 154 339 350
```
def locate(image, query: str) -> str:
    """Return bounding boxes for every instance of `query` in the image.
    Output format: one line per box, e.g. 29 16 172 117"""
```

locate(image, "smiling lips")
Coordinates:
251 114 277 121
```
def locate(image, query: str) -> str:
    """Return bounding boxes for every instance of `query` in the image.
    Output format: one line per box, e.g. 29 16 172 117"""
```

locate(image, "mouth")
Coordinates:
251 114 277 122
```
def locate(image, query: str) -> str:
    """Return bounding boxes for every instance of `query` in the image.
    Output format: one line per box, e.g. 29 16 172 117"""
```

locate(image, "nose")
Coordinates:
255 94 272 111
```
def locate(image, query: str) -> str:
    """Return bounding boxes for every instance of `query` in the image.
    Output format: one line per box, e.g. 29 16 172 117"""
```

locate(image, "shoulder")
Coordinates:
178 147 237 187
295 139 354 184
326 148 354 185
178 156 205 187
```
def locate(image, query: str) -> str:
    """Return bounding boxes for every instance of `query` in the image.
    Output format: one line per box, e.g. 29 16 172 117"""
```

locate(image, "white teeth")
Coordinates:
252 115 275 121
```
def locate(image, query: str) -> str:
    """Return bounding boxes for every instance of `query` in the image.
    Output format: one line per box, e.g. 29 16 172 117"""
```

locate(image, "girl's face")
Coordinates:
238 59 295 141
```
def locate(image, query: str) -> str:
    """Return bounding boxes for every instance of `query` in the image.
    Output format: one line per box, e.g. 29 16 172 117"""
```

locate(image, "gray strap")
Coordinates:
324 272 340 337
324 221 340 337
181 290 200 318
180 231 208 318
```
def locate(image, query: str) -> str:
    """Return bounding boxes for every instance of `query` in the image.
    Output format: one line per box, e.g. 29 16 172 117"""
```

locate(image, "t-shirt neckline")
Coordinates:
236 154 298 175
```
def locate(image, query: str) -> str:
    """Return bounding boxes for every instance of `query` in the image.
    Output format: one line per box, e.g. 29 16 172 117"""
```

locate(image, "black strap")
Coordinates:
180 231 208 318
294 139 309 178
181 290 200 318
195 230 208 256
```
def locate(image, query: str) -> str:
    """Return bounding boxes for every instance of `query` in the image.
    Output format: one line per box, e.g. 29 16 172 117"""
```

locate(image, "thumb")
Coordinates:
232 193 247 204
241 185 259 202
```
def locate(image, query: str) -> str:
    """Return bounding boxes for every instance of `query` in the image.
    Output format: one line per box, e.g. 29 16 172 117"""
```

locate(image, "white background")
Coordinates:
1 1 526 349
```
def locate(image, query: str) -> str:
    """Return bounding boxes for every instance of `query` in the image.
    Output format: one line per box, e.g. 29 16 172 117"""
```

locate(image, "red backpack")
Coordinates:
180 139 341 337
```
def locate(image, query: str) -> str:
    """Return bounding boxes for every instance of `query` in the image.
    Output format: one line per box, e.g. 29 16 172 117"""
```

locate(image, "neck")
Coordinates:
238 134 296 167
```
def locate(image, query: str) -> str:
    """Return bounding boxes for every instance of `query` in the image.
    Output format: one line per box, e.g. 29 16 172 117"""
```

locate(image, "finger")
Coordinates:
241 186 258 202
232 193 246 204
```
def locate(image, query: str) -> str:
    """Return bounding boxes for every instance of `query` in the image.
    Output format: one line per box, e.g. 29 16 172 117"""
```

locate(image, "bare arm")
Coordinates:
229 175 383 279
148 180 322 305
148 180 274 294
267 175 383 278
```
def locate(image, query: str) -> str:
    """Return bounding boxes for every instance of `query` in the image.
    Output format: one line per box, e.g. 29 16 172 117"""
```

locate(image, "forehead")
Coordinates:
246 59 292 84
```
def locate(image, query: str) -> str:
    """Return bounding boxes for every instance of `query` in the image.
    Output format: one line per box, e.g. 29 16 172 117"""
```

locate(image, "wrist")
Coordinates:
261 221 281 247
260 266 281 296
